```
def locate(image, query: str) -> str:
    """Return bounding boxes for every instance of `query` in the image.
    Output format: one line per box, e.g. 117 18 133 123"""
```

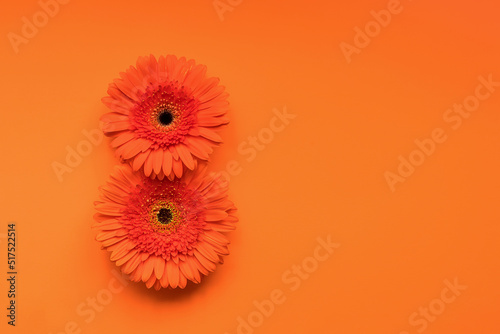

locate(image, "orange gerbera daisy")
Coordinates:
101 55 229 180
93 164 237 289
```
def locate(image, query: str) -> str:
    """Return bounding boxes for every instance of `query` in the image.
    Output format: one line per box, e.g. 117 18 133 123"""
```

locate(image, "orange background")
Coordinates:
1 0 500 333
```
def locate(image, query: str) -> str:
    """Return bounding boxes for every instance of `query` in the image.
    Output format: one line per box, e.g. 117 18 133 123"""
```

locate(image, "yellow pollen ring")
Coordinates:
149 201 183 233
150 101 181 131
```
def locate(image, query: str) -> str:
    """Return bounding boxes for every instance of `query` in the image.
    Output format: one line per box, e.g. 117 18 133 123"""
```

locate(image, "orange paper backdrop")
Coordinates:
1 0 500 333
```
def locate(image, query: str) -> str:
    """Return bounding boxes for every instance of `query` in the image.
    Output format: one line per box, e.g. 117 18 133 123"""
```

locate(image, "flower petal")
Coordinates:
130 262 144 282
184 139 210 160
121 253 142 274
166 260 179 288
132 150 150 171
204 210 228 222
204 230 229 246
145 272 157 288
102 236 127 247
154 257 165 280
141 256 156 282
115 249 138 266
102 121 133 133
179 260 196 283
178 271 188 288
144 152 155 177
195 242 219 262
176 144 195 170
198 127 223 143
172 158 183 178
193 250 217 272
110 242 134 261
111 132 135 148
162 150 173 176
152 149 164 175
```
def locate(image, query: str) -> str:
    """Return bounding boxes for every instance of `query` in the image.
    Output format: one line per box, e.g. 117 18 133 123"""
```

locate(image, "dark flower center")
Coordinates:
157 208 173 225
158 110 174 126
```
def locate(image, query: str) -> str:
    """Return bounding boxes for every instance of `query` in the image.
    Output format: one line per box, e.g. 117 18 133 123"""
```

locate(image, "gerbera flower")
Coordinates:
93 164 237 289
101 55 230 180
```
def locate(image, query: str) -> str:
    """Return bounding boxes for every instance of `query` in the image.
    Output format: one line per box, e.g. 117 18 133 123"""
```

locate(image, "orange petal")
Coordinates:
187 258 201 283
192 77 219 97
189 137 214 156
158 55 167 81
204 210 228 221
199 84 225 102
179 260 196 282
193 250 217 272
169 145 179 160
102 100 131 115
152 149 163 175
204 198 232 210
107 85 134 106
191 254 211 275
165 55 178 77
178 271 188 288
184 139 210 160
96 230 117 241
193 78 224 101
183 64 206 88
141 256 156 282
198 101 229 115
100 188 128 205
121 253 142 274
172 158 183 178
166 260 179 288
160 261 170 288
198 127 223 142
111 132 135 148
204 230 229 245
102 121 133 133
102 236 127 247
106 238 132 252
96 222 123 231
94 218 121 228
145 272 157 288
122 140 146 160
132 150 150 171
162 150 173 176
113 78 138 100
154 257 165 280
110 241 133 261
130 262 144 282
115 249 138 267
144 152 155 177
206 222 236 232
196 242 219 262
176 144 195 170
206 241 230 256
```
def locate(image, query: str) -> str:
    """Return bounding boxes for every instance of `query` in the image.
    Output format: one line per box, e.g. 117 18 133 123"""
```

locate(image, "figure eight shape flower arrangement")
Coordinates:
95 55 237 290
